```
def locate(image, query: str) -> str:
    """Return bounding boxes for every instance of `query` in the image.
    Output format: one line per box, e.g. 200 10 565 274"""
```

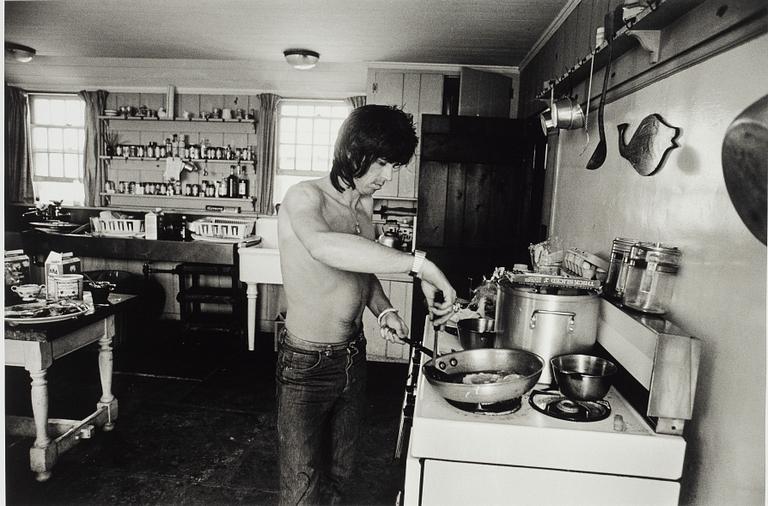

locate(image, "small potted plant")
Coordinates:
104 129 119 156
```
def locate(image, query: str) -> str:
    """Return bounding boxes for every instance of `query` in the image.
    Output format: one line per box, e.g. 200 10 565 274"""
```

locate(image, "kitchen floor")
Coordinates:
4 320 409 505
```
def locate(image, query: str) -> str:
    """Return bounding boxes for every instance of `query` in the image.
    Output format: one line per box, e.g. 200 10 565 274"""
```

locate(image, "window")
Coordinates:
28 94 86 205
274 99 350 204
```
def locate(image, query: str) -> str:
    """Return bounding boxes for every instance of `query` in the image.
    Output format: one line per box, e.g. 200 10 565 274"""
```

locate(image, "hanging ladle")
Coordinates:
586 12 614 171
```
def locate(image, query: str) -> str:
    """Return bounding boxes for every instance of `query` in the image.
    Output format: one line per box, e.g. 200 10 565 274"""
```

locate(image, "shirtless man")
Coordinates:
276 105 456 505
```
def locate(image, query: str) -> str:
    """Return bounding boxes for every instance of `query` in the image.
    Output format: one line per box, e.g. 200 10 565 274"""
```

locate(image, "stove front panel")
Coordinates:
411 369 686 480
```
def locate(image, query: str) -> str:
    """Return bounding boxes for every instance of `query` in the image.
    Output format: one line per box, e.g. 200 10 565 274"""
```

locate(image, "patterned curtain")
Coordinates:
78 90 109 206
5 85 34 203
256 93 281 215
346 95 367 109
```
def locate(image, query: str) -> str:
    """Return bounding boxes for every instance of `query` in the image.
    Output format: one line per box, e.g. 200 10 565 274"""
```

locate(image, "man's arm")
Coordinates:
284 184 457 324
366 274 409 340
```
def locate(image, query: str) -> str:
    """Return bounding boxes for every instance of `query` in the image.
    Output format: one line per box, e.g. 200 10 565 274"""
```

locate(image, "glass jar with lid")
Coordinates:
604 237 637 300
622 242 682 314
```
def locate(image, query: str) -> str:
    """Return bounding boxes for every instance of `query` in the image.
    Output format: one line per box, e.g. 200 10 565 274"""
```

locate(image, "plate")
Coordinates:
5 301 90 324
29 221 80 233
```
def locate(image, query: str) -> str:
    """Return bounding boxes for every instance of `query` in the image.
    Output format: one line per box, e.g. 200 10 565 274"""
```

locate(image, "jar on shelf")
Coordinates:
604 237 637 300
622 242 682 315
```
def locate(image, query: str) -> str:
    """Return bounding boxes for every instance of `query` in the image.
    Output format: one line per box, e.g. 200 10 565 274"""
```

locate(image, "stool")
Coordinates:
175 262 242 334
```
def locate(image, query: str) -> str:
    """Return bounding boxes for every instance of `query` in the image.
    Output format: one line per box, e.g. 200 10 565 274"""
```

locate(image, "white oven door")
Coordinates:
420 460 680 506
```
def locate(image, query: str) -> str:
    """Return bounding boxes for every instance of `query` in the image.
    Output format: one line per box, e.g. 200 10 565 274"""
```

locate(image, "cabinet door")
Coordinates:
362 277 413 363
458 67 512 118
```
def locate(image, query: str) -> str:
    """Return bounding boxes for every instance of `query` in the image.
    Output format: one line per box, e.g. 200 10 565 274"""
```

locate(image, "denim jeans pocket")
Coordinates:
280 349 322 373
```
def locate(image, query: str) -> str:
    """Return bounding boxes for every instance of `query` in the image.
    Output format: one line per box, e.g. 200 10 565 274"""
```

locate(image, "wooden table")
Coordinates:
4 294 136 481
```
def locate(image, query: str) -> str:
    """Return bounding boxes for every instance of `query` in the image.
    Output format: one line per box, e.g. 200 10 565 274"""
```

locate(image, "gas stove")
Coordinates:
401 319 690 506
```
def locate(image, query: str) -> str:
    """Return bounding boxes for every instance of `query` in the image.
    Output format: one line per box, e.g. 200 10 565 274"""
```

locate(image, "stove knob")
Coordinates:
613 414 626 432
449 358 458 367
438 361 447 370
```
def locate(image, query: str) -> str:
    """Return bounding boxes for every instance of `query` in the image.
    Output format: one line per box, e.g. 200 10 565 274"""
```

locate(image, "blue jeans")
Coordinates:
276 328 368 505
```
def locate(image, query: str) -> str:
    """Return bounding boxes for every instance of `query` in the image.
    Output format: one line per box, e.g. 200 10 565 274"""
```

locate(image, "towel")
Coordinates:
164 158 183 182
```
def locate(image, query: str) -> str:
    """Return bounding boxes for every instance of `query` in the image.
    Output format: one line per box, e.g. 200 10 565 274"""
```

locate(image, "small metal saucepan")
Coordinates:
423 348 544 404
551 354 617 401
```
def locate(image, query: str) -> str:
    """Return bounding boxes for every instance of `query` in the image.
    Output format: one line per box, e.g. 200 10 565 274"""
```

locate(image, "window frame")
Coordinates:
275 98 350 177
27 93 86 183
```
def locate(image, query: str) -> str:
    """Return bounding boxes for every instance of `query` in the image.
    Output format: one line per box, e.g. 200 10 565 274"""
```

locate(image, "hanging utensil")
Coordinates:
580 53 597 155
586 12 614 171
721 94 768 244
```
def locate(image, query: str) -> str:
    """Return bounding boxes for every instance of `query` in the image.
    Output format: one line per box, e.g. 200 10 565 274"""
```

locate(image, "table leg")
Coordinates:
28 368 54 482
97 333 118 431
246 282 258 351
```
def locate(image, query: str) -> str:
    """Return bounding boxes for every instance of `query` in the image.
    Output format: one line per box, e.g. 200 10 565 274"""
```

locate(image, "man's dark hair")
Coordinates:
330 105 418 192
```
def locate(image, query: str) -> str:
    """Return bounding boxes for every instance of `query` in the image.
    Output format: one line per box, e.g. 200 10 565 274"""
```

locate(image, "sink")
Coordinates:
239 247 282 285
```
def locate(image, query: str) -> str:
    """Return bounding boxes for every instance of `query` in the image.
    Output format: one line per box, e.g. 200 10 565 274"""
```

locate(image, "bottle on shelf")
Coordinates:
172 134 179 157
218 179 228 198
200 138 208 159
237 165 249 198
227 165 239 198
180 215 191 241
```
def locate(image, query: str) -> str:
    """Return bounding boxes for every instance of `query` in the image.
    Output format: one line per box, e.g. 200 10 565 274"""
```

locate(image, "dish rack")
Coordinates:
96 218 144 234
561 248 609 281
190 217 255 240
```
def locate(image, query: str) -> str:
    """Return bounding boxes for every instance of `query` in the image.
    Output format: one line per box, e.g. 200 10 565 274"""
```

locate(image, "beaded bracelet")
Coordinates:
377 307 399 327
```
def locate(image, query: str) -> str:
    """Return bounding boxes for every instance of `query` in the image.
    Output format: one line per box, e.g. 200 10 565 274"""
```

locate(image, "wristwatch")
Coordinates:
409 250 427 278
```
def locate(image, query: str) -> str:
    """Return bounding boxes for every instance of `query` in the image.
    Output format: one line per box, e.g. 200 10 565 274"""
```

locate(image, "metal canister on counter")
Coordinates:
622 242 682 315
604 237 637 300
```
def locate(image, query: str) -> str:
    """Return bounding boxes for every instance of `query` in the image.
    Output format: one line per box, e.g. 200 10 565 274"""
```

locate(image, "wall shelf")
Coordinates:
99 115 256 123
535 0 704 100
100 156 254 164
101 192 256 212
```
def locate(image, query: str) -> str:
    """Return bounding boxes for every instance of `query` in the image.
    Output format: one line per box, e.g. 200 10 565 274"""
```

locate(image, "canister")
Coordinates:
604 237 637 300
622 242 682 315
50 274 84 301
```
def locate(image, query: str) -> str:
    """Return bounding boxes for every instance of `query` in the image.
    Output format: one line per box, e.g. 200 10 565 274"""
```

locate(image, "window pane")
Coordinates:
65 100 85 126
49 153 64 177
295 145 312 170
313 119 330 145
296 118 313 144
32 99 51 124
33 153 49 176
279 144 295 170
312 145 329 171
281 104 297 116
63 154 80 178
78 130 85 149
332 106 349 118
48 128 63 150
297 105 315 117
315 105 331 118
63 128 79 151
49 100 67 126
32 127 48 150
279 118 296 144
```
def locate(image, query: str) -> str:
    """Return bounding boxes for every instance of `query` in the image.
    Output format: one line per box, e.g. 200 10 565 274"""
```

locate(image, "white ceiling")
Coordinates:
4 0 571 96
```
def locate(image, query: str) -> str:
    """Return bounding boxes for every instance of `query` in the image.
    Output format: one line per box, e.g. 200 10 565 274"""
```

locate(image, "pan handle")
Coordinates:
530 310 576 334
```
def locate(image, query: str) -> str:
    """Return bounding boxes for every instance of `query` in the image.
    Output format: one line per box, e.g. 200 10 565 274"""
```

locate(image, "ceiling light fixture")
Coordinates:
5 41 36 63
283 49 319 70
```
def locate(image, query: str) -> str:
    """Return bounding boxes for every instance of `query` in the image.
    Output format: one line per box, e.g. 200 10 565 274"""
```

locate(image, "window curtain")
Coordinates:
256 93 281 215
78 90 108 207
346 95 366 109
5 85 34 203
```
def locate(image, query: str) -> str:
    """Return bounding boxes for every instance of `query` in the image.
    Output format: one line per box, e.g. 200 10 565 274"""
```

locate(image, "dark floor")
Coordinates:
5 321 409 505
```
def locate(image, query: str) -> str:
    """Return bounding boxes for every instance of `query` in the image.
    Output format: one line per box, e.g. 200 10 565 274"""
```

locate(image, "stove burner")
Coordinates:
529 389 611 422
447 396 522 415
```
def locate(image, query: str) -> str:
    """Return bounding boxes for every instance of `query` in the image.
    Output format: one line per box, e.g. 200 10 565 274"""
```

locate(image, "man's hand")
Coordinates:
380 311 409 343
420 278 456 326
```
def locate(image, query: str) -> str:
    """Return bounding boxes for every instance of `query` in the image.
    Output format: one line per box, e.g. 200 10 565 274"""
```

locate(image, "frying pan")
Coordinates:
721 95 768 244
586 12 614 171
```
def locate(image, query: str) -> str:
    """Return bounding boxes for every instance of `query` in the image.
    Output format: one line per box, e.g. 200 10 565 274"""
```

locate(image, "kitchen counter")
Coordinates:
19 230 244 265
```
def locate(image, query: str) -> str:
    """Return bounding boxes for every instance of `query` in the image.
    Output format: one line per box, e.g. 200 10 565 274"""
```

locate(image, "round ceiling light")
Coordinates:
5 41 36 63
283 49 319 70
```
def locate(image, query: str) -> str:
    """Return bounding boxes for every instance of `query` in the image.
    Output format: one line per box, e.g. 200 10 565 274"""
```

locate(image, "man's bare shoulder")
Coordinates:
283 179 324 210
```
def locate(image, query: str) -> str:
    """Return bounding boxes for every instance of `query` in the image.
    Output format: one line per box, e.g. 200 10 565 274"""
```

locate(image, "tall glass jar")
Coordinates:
622 242 682 314
604 237 637 300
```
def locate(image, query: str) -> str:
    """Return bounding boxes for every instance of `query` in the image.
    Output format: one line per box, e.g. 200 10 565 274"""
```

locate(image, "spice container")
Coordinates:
604 237 637 300
622 242 682 315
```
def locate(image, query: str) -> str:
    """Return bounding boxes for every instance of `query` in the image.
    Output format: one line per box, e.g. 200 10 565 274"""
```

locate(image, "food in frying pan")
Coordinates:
455 371 525 385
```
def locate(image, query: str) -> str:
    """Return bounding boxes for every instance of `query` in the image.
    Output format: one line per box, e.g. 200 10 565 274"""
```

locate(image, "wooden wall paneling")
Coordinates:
199 95 224 118
116 128 140 144
377 72 406 106
140 93 164 111
140 130 166 145
462 163 494 247
247 95 261 120
458 67 481 116
223 94 245 112
416 160 449 247
489 163 517 249
385 280 410 360
444 162 466 248
113 93 140 110
419 74 444 114
576 0 597 63
179 93 201 118
399 73 422 197
223 132 248 150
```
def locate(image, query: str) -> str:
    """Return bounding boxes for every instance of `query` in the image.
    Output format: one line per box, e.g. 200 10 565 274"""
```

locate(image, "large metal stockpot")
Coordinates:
494 280 600 385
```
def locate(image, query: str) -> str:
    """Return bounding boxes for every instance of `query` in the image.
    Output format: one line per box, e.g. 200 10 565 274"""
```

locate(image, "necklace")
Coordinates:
349 198 361 235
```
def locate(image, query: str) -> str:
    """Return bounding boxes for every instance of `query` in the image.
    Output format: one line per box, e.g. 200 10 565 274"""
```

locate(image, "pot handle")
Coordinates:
530 310 576 333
